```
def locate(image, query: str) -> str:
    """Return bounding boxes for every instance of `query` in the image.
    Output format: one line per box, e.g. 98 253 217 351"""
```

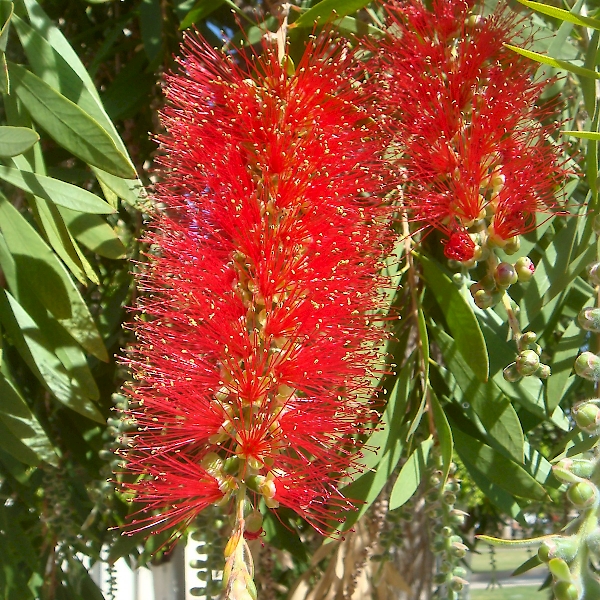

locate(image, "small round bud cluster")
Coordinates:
426 464 469 600
503 332 551 382
468 257 535 311
572 401 600 436
189 508 227 598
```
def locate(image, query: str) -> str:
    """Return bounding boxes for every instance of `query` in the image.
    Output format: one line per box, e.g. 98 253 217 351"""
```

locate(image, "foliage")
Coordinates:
0 0 598 599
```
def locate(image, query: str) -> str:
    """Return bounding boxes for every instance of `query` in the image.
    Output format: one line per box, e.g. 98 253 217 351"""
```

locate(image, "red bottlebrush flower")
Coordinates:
370 0 573 259
122 34 393 536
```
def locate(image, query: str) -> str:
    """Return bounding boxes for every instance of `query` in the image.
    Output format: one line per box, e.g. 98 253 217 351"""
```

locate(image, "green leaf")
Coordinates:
512 554 543 577
0 290 103 422
0 194 108 361
431 393 453 485
8 61 137 179
293 0 373 28
336 363 412 533
389 437 433 510
505 44 600 80
563 130 600 140
433 325 524 462
516 0 600 31
59 209 126 259
0 371 59 466
0 165 114 213
419 253 489 382
453 429 547 501
0 126 38 156
139 0 163 64
180 0 225 29
0 0 13 93
477 534 554 548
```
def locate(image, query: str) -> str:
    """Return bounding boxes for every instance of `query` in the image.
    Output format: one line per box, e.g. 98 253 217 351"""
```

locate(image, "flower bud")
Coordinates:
494 262 518 287
553 461 586 485
586 528 600 555
473 289 494 309
520 331 537 345
516 350 540 376
503 362 522 382
449 576 467 592
587 262 600 285
515 256 535 282
566 480 598 508
553 581 581 600
573 402 600 433
574 352 600 382
578 308 600 333
548 557 572 582
453 566 468 579
503 236 521 255
536 364 551 379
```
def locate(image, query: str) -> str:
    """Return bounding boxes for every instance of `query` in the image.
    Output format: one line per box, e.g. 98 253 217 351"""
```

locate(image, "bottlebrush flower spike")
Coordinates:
121 32 393 548
371 0 573 261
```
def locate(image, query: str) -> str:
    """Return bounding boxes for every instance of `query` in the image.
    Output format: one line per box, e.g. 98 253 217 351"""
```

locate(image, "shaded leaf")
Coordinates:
0 290 104 422
139 0 163 64
0 194 108 360
389 436 433 510
453 428 547 500
60 209 126 259
431 393 453 485
419 253 489 382
180 0 226 29
0 126 38 156
0 370 59 466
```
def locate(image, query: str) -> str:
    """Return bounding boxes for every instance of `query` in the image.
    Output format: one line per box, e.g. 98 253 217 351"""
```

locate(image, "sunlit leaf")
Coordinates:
0 126 38 156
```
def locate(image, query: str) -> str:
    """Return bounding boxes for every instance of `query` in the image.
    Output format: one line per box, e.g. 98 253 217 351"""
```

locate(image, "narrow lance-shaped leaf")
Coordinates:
293 0 373 28
389 436 433 510
0 126 38 156
8 61 137 179
0 193 108 361
419 252 489 382
0 165 114 213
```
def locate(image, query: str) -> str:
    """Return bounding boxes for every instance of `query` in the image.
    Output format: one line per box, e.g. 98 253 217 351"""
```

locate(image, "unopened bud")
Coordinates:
494 262 518 287
574 352 600 382
573 402 600 433
567 480 598 508
473 289 494 309
515 256 535 282
553 580 581 600
449 576 467 592
586 528 600 555
536 364 551 379
503 362 522 382
578 307 600 333
520 331 537 345
587 262 600 285
516 350 540 376
503 236 521 255
548 557 572 582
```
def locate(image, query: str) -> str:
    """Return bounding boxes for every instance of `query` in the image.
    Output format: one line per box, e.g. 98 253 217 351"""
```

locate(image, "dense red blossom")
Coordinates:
122 34 393 535
370 0 572 256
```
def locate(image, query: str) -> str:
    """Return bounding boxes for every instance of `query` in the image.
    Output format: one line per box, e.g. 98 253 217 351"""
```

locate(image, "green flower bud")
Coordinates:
451 541 468 558
566 480 598 508
585 528 600 555
553 581 581 600
443 491 456 505
433 573 447 585
516 349 540 376
503 362 522 382
553 461 586 485
548 557 572 582
245 510 263 537
574 352 600 382
538 540 553 563
449 576 467 592
473 288 494 309
587 262 600 286
520 331 537 345
578 308 600 333
503 236 521 255
494 262 518 287
453 567 468 578
573 402 600 433
536 364 551 379
452 273 465 287
515 256 535 282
